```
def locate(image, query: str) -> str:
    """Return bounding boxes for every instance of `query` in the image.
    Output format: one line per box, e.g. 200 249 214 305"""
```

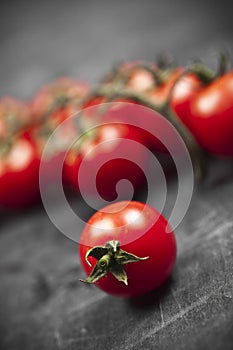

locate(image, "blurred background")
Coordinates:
1 0 233 98
0 0 233 349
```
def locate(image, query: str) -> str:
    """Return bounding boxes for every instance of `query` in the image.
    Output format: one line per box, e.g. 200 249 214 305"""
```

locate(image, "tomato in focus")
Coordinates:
79 201 176 297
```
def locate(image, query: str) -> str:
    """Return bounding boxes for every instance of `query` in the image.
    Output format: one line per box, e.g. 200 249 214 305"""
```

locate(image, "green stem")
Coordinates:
216 51 231 76
189 63 215 85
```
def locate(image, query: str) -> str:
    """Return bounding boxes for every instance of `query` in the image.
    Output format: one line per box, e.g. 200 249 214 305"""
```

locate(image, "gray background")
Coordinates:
0 1 233 349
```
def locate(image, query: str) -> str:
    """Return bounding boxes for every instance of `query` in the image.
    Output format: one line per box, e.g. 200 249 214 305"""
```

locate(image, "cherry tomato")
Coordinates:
169 71 203 129
186 72 233 156
0 130 41 209
149 67 203 128
31 77 89 125
102 60 160 93
64 121 149 201
80 93 171 154
28 112 78 191
149 68 184 104
30 77 89 186
79 200 177 297
86 64 199 154
0 97 32 139
149 65 233 156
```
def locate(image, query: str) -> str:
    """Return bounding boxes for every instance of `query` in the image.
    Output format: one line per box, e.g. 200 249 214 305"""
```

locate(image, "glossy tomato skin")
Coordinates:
187 72 233 156
0 130 41 209
169 71 203 129
151 68 233 156
79 201 177 297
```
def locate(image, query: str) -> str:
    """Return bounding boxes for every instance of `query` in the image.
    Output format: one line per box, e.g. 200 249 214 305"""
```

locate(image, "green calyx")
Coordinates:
80 240 149 285
189 51 230 84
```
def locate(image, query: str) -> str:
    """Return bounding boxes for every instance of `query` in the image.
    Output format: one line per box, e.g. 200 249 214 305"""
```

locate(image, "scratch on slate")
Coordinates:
170 288 189 323
144 294 210 341
159 301 165 327
170 288 182 312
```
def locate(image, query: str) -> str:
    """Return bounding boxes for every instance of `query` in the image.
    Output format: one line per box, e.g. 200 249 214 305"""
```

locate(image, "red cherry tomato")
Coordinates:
31 77 89 125
150 66 233 156
169 71 203 129
31 77 89 186
64 122 149 201
149 68 184 104
150 68 203 128
86 65 199 154
79 201 177 297
102 60 159 93
186 72 233 156
28 113 78 190
0 130 41 209
81 94 170 154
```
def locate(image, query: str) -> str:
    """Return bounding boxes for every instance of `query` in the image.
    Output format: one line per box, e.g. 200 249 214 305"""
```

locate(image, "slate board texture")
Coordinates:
0 1 233 349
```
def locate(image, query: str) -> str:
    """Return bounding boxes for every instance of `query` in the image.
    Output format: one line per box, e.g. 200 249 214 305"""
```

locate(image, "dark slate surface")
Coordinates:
1 1 233 349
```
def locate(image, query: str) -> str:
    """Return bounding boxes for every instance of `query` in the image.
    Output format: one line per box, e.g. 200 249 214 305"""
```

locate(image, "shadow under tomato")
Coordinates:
0 200 42 229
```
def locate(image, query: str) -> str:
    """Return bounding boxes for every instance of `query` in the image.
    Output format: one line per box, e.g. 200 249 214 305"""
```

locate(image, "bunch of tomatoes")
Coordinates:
1 55 233 296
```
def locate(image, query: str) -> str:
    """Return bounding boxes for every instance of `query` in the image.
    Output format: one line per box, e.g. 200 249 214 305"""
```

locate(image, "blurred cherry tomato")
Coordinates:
79 200 177 297
149 65 233 156
80 95 169 153
101 60 160 93
0 130 41 209
85 64 199 154
150 67 203 128
30 77 89 187
31 77 89 125
64 121 149 201
149 68 185 104
186 72 233 156
169 70 203 126
29 113 79 190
